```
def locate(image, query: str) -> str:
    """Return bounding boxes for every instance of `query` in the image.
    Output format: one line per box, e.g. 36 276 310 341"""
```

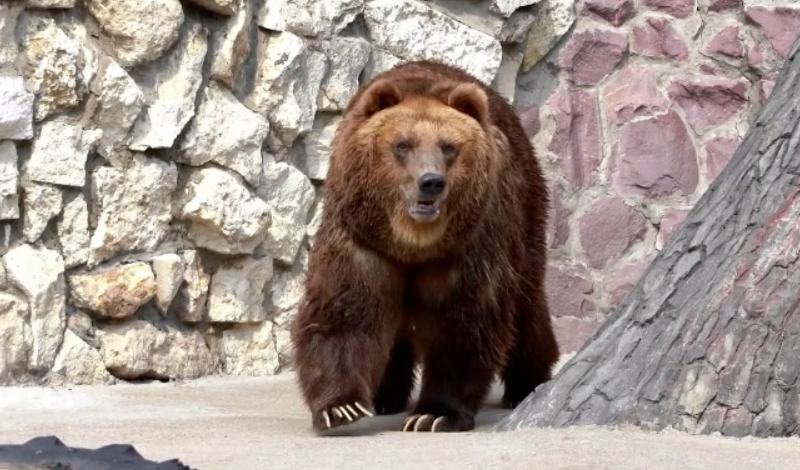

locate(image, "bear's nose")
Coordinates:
418 173 446 199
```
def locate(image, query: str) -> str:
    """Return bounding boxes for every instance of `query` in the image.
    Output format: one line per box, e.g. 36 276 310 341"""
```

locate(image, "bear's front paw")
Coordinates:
313 401 375 432
400 413 475 433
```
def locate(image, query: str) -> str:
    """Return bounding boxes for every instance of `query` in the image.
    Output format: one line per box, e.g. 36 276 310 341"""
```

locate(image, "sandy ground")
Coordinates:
0 373 798 470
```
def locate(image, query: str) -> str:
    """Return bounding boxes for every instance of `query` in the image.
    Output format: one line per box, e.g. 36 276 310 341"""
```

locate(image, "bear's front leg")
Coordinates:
402 282 513 433
290 246 402 433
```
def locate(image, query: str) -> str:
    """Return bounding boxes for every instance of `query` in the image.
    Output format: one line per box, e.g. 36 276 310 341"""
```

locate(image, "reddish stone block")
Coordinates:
557 29 628 86
578 196 647 269
602 64 669 124
644 0 695 19
546 87 602 189
705 25 744 59
746 6 800 59
668 77 748 131
546 180 570 248
613 110 699 198
551 316 602 353
759 78 776 104
546 262 596 318
631 17 689 61
708 0 741 12
584 0 635 27
705 135 741 181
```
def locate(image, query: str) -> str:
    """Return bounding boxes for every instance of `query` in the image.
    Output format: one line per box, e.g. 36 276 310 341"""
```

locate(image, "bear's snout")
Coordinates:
417 172 446 201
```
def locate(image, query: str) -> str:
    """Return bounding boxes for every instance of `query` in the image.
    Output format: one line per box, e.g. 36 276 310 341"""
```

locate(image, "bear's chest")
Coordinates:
402 262 459 311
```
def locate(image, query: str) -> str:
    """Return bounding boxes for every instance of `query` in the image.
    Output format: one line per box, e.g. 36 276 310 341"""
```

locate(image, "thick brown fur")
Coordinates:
290 60 560 433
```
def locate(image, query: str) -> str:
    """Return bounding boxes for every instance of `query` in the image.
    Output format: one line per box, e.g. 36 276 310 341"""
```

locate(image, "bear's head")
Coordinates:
325 76 507 259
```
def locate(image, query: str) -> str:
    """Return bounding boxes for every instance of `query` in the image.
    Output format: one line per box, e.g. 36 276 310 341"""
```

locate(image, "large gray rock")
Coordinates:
90 57 144 162
258 158 316 265
3 244 66 374
26 118 102 188
128 21 208 151
22 16 80 120
363 0 502 84
26 0 76 9
49 329 115 386
318 37 371 112
178 82 269 187
521 0 576 72
0 141 19 220
425 0 537 44
258 0 363 38
180 168 272 255
492 0 541 16
271 247 308 328
304 114 340 181
0 292 31 385
152 254 184 315
0 3 24 69
21 183 62 242
220 321 280 376
98 320 214 380
85 0 184 68
186 0 236 15
0 76 34 140
246 31 327 145
172 250 210 323
208 257 273 323
209 0 253 89
57 192 90 268
89 154 178 266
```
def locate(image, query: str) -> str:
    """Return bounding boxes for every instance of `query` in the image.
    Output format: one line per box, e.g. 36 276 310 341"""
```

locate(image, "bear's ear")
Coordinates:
447 83 490 126
356 79 403 118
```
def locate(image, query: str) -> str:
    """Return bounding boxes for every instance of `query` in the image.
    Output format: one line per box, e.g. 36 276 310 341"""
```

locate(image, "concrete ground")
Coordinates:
0 373 798 470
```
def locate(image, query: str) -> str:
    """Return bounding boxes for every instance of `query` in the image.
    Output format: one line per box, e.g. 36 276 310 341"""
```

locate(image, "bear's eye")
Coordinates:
441 141 459 160
393 140 411 156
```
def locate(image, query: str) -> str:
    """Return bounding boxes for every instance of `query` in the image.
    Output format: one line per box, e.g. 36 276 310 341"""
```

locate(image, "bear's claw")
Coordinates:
315 401 375 431
401 414 448 432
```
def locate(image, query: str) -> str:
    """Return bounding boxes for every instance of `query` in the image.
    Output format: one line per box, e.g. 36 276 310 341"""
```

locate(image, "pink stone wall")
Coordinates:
528 0 800 353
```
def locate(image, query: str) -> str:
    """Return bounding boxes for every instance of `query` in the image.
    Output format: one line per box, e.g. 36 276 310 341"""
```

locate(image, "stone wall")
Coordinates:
524 0 800 352
0 0 798 386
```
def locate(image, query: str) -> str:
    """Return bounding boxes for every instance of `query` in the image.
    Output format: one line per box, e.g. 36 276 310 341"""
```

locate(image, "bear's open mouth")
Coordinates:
408 201 440 223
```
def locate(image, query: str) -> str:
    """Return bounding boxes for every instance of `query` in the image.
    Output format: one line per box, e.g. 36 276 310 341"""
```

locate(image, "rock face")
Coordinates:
3 245 66 375
128 20 208 150
98 320 214 380
246 30 327 144
363 0 503 84
0 142 19 220
85 0 184 68
259 0 363 38
27 119 102 187
208 257 273 322
88 154 178 266
180 168 272 255
0 0 795 386
22 16 81 120
0 77 34 140
178 82 269 186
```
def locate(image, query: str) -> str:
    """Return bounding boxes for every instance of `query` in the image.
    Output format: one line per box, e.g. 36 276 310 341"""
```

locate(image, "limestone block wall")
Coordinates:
0 0 797 386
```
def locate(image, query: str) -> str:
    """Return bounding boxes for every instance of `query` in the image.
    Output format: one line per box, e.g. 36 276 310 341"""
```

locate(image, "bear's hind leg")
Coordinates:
373 334 417 415
501 286 560 409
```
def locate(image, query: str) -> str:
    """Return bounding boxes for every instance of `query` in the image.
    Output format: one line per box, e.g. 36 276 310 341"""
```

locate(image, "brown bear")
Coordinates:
290 60 560 433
